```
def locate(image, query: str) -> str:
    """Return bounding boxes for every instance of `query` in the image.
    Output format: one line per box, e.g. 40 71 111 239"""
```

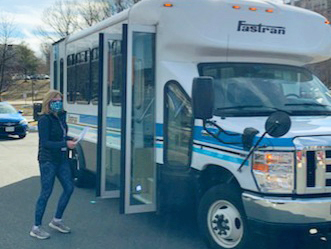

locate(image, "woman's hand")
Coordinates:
67 140 77 149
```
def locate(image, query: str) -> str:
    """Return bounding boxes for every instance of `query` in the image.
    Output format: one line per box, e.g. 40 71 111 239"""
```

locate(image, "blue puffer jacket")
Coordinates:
37 112 72 163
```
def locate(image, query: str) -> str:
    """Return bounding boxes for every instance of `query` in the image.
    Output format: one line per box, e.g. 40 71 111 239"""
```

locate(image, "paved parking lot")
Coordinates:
0 133 330 249
0 133 207 249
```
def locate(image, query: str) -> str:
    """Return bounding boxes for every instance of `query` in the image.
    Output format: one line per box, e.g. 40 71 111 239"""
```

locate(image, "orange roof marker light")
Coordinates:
265 9 274 13
249 7 257 11
163 3 173 7
232 5 241 9
325 19 331 24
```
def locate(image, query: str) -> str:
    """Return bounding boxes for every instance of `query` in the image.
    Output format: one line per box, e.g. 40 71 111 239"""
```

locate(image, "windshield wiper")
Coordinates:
216 105 288 113
285 103 329 107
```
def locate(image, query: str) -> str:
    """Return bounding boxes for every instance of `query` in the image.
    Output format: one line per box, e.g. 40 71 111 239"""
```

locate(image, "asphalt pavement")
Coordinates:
0 133 207 249
0 133 330 249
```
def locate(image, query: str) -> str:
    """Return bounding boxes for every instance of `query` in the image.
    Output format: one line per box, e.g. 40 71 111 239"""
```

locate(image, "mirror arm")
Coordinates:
203 120 241 145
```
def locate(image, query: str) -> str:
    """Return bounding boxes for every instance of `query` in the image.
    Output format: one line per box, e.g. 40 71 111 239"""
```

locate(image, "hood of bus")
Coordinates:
212 115 331 139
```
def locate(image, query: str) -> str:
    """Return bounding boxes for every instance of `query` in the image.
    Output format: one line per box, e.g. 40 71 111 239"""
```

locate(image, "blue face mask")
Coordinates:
50 100 63 112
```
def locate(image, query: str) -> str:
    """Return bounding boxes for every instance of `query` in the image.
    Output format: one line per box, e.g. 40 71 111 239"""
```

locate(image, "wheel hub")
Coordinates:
208 200 244 248
213 213 230 236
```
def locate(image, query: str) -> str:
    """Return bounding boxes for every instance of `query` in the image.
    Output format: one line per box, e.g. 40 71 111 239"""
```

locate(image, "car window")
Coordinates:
0 104 17 114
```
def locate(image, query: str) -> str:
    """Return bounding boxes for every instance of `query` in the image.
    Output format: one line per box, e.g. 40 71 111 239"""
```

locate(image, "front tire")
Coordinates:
198 184 250 249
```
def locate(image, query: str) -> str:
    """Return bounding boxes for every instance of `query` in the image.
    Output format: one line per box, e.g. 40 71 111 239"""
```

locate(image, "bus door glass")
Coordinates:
98 33 123 198
121 25 156 213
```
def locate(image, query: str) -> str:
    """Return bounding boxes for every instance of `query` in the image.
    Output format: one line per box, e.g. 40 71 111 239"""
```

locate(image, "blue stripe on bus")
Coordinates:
69 114 294 148
155 143 247 166
70 113 121 129
68 124 120 138
193 126 294 148
193 147 249 166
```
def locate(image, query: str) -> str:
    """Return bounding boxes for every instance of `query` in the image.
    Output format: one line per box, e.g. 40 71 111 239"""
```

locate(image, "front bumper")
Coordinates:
0 124 28 136
242 192 331 223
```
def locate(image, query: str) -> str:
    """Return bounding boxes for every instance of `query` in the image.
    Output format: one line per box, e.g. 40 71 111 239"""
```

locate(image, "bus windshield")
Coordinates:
199 63 331 117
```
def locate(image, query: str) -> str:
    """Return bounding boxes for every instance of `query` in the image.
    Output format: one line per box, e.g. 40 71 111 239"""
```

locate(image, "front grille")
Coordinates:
0 122 19 126
296 148 331 194
306 151 316 187
0 122 23 133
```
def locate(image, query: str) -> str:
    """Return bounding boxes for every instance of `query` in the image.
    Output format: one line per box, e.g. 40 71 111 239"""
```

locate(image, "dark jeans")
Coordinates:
34 160 74 226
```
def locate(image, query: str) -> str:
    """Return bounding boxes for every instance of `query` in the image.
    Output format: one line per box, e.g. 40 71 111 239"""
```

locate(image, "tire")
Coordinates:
71 144 88 188
198 184 250 249
19 134 26 139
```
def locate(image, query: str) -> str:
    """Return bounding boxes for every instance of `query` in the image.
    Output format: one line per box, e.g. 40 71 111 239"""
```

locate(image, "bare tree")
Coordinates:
78 0 112 27
37 0 142 46
0 13 16 101
78 0 142 27
112 0 139 13
38 0 80 42
40 43 51 74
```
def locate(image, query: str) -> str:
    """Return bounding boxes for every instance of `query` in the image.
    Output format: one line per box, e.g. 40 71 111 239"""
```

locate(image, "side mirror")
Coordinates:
192 77 214 120
265 111 291 138
18 110 23 114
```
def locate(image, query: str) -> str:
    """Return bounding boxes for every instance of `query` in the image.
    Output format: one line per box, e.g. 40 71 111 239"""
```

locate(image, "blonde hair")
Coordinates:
41 90 63 114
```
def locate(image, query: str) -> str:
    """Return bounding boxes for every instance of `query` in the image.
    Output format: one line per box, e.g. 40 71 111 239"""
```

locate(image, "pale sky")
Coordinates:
0 0 57 56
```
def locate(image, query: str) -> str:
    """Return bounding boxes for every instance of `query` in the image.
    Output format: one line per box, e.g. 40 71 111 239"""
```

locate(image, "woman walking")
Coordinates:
30 90 76 239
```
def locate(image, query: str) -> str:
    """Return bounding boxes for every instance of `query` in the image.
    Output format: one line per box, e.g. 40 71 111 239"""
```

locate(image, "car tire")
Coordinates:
19 134 26 139
198 183 251 249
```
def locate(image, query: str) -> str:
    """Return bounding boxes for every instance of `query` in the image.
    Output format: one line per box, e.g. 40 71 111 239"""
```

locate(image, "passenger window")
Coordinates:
75 50 90 104
60 59 64 94
111 41 122 106
67 54 75 104
91 48 99 105
53 60 58 90
164 81 193 168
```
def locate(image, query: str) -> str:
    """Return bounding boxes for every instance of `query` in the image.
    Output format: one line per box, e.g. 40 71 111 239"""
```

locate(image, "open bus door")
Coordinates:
121 24 157 214
97 24 157 214
97 32 123 198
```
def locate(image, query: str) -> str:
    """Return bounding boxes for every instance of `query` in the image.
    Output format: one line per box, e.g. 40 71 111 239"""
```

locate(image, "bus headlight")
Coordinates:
253 152 294 193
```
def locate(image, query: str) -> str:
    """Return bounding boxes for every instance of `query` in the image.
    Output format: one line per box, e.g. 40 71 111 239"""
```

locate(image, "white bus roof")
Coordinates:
63 0 331 66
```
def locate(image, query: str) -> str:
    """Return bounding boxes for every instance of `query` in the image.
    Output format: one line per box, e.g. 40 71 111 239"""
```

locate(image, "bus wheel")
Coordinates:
198 184 249 249
72 145 87 188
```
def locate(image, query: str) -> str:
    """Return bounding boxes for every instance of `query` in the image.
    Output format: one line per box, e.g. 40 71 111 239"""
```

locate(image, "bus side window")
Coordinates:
91 48 99 105
67 54 75 104
60 59 64 94
53 60 58 90
111 40 122 106
164 81 194 168
75 50 90 104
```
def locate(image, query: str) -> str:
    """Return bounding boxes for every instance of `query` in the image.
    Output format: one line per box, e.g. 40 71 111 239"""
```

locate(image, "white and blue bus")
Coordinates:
51 0 331 248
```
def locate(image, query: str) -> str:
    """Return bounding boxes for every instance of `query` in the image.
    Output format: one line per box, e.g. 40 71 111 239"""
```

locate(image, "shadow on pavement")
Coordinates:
0 177 330 249
0 177 207 249
0 135 22 141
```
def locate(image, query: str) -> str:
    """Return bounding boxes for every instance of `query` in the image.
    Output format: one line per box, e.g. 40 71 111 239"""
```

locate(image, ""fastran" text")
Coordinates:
237 20 286 35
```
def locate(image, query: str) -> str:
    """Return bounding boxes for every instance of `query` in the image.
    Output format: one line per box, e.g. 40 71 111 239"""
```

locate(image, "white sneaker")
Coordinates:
29 226 50 239
49 220 71 233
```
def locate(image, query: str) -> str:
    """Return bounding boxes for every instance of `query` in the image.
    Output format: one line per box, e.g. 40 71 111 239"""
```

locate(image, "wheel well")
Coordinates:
198 165 241 198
